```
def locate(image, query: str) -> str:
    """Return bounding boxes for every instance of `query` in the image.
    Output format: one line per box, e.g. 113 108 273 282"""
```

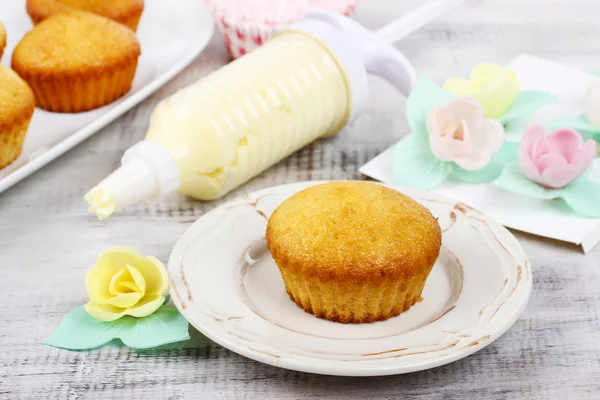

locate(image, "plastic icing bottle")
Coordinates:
85 10 418 220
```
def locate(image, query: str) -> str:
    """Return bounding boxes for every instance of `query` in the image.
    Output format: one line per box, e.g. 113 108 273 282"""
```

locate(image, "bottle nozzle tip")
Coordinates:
85 186 116 220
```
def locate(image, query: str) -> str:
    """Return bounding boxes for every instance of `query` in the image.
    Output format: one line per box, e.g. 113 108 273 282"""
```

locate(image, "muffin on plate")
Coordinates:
12 10 140 113
0 65 35 168
0 22 6 60
26 0 144 31
266 182 442 324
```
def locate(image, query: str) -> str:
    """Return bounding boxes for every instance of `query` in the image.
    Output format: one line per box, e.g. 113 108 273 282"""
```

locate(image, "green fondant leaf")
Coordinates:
561 179 600 218
495 163 600 218
503 121 526 142
495 141 520 163
451 155 505 184
499 91 558 125
392 133 451 190
494 162 561 200
406 78 453 136
43 306 190 351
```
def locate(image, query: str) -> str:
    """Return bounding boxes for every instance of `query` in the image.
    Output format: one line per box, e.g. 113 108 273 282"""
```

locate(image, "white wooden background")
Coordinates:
2 0 600 398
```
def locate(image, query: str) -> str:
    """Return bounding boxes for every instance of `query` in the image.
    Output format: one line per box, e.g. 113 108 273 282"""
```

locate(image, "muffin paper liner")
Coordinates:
206 0 358 59
15 56 139 113
0 114 33 168
278 267 429 324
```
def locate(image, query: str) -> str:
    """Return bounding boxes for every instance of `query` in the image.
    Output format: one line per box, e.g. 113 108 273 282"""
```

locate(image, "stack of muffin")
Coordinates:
0 0 144 169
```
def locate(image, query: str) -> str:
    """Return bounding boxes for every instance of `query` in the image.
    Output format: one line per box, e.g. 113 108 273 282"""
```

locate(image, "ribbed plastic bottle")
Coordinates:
85 10 416 219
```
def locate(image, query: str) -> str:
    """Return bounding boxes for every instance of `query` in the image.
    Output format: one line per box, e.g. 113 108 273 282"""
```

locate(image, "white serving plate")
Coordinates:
0 0 214 193
169 181 532 376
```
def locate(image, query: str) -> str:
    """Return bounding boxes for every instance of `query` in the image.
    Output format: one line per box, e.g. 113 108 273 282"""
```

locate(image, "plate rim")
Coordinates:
169 181 533 376
0 0 214 194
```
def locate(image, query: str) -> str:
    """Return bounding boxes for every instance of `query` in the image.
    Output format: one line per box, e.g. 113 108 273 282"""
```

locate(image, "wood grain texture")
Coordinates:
1 0 600 398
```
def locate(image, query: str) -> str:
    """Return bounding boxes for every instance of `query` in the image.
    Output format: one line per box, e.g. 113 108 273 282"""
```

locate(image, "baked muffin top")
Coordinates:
12 10 140 74
0 65 35 128
27 0 144 25
266 182 442 280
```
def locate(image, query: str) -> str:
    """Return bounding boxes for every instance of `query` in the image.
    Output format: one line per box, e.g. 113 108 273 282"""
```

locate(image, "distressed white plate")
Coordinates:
0 0 213 193
169 181 532 376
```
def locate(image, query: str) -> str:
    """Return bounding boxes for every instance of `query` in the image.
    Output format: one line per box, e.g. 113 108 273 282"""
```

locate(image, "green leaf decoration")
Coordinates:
547 115 600 142
499 91 558 125
495 141 520 163
43 306 190 351
561 179 600 218
503 131 523 143
392 133 451 190
503 121 528 142
392 79 455 190
495 163 600 218
450 140 520 183
407 78 453 136
495 163 561 199
451 154 505 184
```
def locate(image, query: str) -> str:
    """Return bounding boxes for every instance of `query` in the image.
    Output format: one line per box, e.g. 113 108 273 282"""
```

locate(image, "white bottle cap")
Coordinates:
284 10 417 122
85 140 180 220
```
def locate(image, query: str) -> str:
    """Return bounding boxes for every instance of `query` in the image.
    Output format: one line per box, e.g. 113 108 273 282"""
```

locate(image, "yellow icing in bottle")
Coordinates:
145 31 350 200
86 10 418 220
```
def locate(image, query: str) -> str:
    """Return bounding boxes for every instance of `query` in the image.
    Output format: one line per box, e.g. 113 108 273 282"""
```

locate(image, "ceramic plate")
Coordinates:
169 181 532 376
0 0 213 193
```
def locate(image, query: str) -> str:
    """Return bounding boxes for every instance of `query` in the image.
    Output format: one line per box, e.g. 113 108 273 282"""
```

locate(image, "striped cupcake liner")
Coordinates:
206 0 358 59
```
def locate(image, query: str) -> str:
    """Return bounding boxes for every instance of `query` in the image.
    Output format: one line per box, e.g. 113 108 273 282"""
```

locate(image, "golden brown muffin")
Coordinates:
0 66 35 168
266 182 442 324
27 0 144 31
0 22 6 61
12 10 140 113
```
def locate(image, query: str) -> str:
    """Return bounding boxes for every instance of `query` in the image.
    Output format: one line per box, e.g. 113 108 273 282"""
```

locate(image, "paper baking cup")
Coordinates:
206 0 358 59
15 56 139 113
0 116 32 168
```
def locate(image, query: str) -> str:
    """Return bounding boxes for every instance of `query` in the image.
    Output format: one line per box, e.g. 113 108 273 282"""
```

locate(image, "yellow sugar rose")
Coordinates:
84 247 169 322
443 63 519 118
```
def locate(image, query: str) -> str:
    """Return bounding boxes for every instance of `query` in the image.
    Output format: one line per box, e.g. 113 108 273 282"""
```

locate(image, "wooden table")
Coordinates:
2 0 600 398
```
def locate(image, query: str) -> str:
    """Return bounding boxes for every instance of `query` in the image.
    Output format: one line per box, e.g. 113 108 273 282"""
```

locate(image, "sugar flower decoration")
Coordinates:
428 97 504 170
443 64 519 118
518 126 595 188
85 247 169 321
393 76 556 190
495 126 600 218
43 247 190 351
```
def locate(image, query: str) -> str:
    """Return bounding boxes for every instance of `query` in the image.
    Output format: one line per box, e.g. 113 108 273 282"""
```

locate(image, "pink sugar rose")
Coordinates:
518 126 596 189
